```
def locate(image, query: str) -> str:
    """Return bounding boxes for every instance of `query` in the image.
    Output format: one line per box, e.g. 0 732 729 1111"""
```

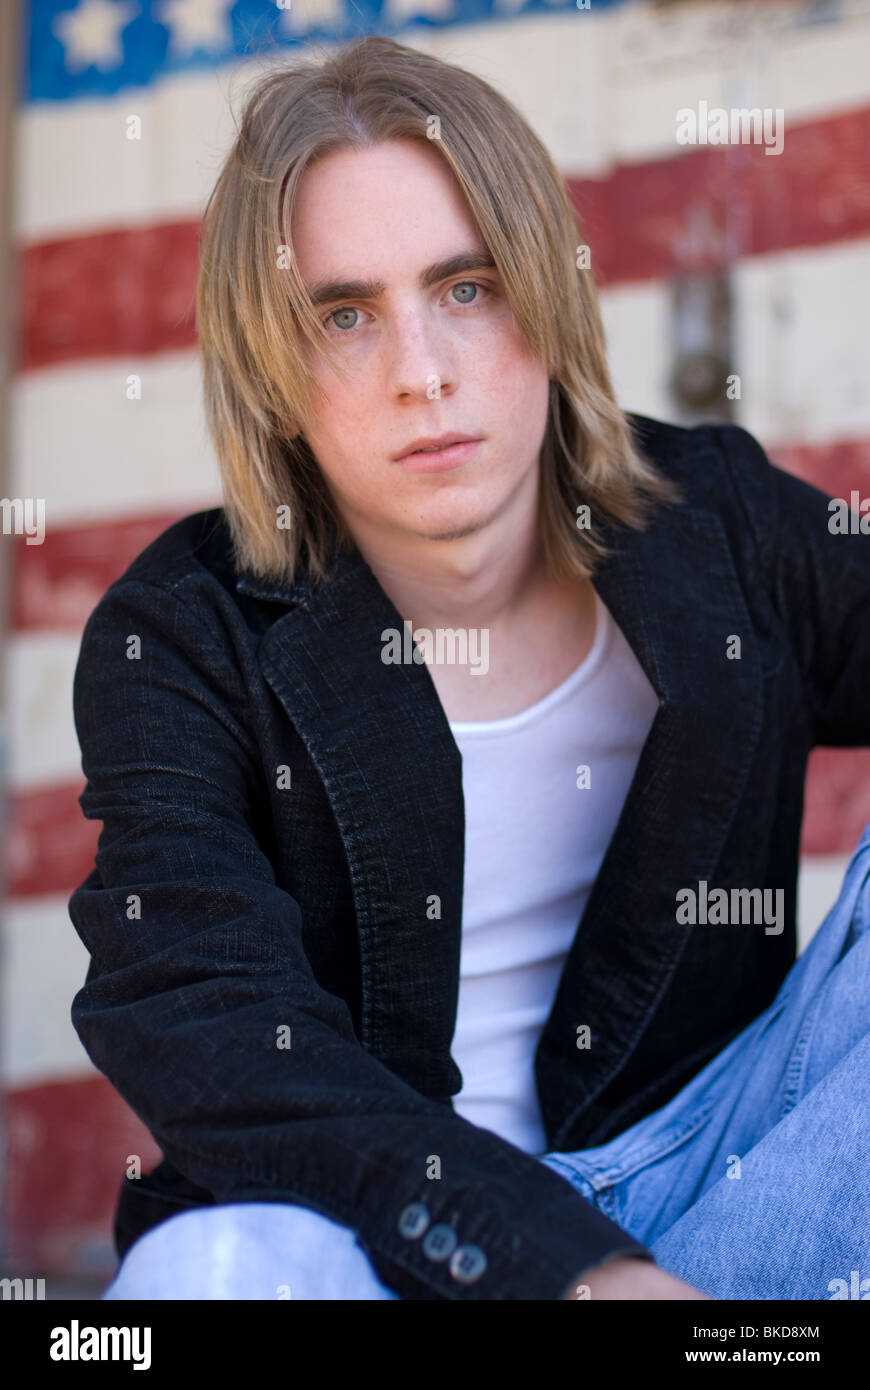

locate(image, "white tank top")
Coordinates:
448 589 659 1154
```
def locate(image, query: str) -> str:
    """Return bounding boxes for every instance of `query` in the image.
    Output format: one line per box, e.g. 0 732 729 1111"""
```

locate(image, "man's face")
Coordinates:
290 138 551 550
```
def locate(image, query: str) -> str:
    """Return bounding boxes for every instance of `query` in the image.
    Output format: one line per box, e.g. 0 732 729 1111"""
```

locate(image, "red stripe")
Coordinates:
766 436 870 498
10 508 205 631
18 106 870 370
19 221 200 372
570 104 870 287
803 748 870 857
2 1075 160 1276
9 782 98 898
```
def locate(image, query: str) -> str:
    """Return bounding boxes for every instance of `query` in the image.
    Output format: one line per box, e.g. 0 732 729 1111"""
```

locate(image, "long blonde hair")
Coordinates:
196 35 684 587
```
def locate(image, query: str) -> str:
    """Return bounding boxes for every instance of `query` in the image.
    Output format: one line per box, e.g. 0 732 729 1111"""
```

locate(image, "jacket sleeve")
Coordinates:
68 575 654 1301
712 422 870 748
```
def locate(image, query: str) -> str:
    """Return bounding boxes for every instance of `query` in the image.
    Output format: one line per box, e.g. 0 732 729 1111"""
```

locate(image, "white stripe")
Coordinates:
17 2 870 241
798 853 855 954
603 236 870 440
599 279 676 423
1 896 97 1087
16 54 279 241
8 633 87 788
608 0 870 163
734 237 870 445
11 351 221 524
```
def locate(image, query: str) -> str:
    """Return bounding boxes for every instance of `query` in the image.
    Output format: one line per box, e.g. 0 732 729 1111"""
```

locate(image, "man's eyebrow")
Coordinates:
305 250 498 309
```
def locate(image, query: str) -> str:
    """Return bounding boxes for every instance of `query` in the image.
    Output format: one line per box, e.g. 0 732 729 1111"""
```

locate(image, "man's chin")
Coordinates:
407 497 497 545
417 520 488 542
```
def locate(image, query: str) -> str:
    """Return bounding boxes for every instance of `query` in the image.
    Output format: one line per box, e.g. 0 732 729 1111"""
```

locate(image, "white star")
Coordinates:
52 0 139 74
154 0 232 57
278 0 345 39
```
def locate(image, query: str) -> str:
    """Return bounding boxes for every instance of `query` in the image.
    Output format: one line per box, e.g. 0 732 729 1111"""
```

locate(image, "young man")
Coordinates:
69 36 870 1300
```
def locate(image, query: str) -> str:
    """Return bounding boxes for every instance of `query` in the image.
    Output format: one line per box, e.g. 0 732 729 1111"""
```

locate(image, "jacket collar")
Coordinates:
233 420 765 1137
234 541 367 612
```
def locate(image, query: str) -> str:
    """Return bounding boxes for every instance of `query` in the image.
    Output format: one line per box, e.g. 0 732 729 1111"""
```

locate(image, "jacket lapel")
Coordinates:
535 500 765 1147
237 546 467 1100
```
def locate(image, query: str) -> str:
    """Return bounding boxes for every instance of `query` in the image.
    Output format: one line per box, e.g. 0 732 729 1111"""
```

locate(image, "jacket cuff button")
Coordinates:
397 1202 430 1239
449 1244 487 1284
422 1224 458 1261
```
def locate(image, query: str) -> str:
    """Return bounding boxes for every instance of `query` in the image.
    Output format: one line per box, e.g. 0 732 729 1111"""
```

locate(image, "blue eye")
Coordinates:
451 281 479 303
326 307 360 333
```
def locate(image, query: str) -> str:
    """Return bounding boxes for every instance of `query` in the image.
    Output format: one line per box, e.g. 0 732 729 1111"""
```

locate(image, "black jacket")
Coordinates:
67 413 870 1299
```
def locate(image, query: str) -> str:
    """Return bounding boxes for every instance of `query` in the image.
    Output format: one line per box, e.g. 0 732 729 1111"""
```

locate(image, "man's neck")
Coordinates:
345 506 546 635
339 496 597 721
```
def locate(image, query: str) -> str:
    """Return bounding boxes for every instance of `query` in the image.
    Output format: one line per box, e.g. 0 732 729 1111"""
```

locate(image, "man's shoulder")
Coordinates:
112 506 237 596
626 410 781 546
77 507 258 653
628 410 771 491
74 509 267 709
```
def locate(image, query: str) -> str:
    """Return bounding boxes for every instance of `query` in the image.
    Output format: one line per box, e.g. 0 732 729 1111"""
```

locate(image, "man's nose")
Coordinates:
387 309 456 400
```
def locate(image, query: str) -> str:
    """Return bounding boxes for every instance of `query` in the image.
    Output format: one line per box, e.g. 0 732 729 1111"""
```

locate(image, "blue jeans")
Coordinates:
104 820 870 1300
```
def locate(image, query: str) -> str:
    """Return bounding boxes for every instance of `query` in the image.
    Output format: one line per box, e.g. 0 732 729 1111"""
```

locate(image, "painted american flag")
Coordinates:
4 0 870 1280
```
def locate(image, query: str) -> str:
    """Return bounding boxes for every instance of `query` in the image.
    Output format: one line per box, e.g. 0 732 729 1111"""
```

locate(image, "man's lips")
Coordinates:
393 439 482 471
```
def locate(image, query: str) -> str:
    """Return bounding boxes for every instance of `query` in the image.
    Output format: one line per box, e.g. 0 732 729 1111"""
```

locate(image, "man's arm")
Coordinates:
712 422 870 748
68 575 654 1301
